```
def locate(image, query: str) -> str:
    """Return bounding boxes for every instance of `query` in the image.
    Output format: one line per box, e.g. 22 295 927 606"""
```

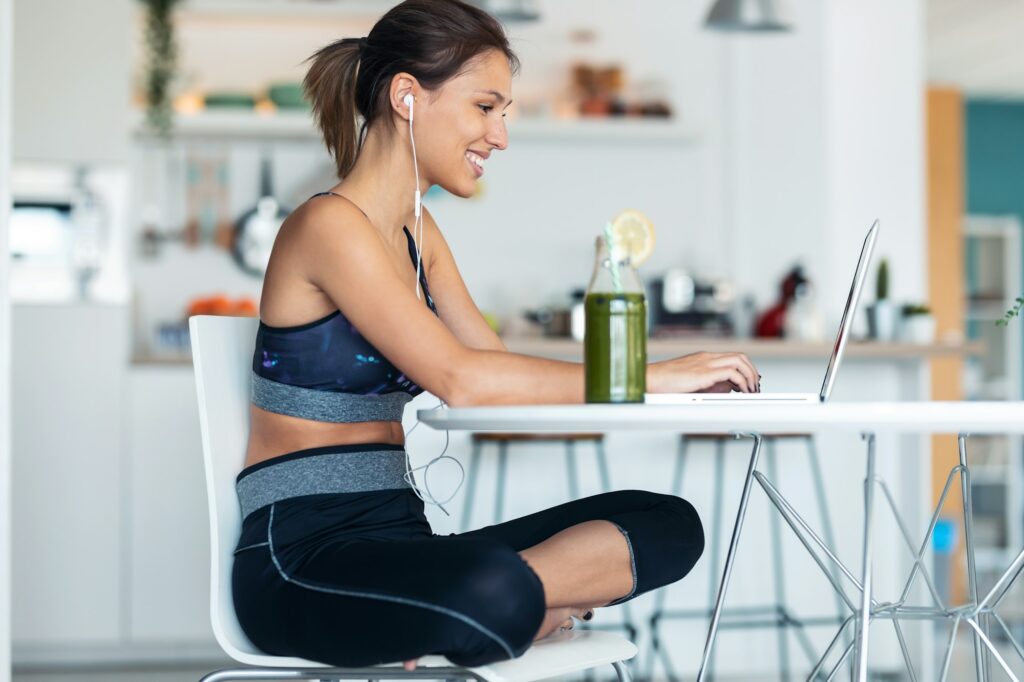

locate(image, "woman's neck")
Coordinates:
332 125 428 252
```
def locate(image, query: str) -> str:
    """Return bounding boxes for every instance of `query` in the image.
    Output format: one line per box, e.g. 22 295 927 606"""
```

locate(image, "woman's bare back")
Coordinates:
244 196 431 469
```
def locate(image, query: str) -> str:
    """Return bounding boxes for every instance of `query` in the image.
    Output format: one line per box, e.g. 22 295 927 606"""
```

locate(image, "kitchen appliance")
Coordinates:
647 269 733 335
645 219 878 404
232 151 290 276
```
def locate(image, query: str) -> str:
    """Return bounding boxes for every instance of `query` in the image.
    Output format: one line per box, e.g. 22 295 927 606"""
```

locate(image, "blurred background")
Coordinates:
4 0 1024 679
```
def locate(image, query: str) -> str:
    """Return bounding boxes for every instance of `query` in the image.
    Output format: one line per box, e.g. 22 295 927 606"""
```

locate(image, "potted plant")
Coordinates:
139 0 182 138
866 258 897 341
901 303 935 344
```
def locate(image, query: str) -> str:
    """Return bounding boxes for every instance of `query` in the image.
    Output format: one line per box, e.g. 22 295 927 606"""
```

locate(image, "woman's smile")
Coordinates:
466 150 487 178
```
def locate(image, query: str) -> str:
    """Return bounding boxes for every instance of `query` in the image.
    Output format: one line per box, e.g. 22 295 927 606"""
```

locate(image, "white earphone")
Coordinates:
400 90 463 516
404 92 424 301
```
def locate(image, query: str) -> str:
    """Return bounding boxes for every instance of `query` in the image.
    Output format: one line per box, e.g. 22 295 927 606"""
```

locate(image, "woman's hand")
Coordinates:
648 352 760 394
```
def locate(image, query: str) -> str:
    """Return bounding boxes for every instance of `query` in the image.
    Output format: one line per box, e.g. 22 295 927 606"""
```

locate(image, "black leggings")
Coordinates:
233 486 704 668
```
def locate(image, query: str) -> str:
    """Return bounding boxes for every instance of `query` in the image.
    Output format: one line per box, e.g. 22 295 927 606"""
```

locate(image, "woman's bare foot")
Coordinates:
533 606 594 641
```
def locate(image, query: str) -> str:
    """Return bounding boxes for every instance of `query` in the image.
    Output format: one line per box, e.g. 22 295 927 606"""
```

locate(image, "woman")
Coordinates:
234 0 761 670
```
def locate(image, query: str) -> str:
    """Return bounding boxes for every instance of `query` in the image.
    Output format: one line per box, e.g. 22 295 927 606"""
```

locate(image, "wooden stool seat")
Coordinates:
680 432 813 441
472 432 605 443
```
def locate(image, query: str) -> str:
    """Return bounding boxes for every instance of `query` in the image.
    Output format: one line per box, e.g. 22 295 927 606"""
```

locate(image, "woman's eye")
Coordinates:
478 104 494 114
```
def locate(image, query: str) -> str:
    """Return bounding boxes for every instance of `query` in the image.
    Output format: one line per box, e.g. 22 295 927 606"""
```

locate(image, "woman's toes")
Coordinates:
558 617 574 632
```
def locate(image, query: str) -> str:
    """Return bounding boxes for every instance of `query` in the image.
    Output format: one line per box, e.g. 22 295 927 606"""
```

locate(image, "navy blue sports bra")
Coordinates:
251 193 438 424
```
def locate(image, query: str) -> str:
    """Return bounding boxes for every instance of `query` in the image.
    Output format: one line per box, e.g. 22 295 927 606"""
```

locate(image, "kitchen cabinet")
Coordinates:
126 367 213 643
11 304 127 646
11 304 217 663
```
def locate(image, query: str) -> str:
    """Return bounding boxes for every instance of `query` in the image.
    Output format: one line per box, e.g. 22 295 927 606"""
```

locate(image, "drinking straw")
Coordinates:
603 222 623 293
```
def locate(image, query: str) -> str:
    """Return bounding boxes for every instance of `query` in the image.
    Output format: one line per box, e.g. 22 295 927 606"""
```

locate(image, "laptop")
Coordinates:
644 219 879 404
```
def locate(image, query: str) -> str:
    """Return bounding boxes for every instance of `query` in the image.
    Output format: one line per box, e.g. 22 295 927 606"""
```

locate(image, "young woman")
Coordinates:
233 0 761 670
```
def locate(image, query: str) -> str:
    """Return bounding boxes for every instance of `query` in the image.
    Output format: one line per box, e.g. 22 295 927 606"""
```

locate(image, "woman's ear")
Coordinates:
390 73 419 121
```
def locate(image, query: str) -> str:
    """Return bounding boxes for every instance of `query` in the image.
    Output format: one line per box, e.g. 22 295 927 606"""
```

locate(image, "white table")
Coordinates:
419 401 1024 682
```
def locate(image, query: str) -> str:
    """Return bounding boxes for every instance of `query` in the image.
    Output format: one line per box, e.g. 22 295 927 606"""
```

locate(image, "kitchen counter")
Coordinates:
130 336 982 367
504 336 981 361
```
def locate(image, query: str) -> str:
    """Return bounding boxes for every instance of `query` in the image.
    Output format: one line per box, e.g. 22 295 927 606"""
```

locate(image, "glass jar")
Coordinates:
583 236 647 403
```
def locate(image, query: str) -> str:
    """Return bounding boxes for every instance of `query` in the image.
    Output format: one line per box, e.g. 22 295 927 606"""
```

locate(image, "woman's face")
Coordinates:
413 50 513 198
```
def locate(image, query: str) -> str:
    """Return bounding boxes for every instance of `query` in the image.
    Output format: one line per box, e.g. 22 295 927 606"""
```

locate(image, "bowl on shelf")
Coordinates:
203 91 257 109
267 82 309 110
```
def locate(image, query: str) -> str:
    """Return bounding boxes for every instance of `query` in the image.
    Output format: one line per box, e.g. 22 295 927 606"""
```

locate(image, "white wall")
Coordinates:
1 0 13 677
726 0 925 326
823 0 926 307
12 0 132 163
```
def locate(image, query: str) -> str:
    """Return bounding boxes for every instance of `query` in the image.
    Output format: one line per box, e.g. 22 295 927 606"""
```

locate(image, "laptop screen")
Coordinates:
818 220 879 402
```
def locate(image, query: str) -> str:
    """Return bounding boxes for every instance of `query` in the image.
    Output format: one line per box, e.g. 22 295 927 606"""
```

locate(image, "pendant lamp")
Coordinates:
705 0 793 32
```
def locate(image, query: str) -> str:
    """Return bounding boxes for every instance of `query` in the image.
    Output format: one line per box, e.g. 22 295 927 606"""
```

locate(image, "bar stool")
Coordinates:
461 433 640 645
645 434 846 682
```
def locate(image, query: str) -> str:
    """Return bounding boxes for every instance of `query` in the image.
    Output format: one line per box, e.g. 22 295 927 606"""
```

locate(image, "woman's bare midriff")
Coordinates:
245 406 405 469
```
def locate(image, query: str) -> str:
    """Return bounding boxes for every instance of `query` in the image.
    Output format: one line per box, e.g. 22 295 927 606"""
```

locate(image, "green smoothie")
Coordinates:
584 292 647 403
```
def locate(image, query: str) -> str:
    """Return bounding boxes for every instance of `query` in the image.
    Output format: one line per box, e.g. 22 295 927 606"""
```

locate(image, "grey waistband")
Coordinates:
251 373 413 423
236 448 412 518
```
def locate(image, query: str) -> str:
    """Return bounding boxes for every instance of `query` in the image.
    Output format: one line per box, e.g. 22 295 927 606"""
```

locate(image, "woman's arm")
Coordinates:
454 350 761 406
295 201 758 407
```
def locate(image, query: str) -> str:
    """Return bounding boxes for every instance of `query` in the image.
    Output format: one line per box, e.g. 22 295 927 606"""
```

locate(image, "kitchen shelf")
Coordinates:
133 109 701 144
177 0 393 19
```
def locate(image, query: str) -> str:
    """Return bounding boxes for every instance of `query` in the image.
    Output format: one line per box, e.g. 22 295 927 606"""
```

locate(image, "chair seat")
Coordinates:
472 432 604 442
221 630 637 682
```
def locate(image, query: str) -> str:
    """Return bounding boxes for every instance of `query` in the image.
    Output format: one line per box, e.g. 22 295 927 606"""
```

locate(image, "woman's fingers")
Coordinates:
709 353 758 392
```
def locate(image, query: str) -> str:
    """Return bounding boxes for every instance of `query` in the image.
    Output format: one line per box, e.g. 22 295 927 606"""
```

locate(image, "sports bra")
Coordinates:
251 193 438 424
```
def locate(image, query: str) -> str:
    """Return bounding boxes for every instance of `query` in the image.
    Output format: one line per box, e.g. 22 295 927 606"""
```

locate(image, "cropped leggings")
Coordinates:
232 444 705 668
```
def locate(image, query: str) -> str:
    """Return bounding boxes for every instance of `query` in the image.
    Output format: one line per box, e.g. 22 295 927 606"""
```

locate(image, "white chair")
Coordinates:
189 314 638 682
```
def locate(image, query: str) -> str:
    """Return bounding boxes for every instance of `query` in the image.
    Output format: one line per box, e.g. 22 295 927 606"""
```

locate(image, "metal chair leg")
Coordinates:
645 436 689 682
853 433 876 682
460 439 483 532
696 434 764 682
765 439 791 682
494 441 508 525
804 436 848 629
565 439 580 500
612 659 634 682
701 438 727 682
959 434 990 682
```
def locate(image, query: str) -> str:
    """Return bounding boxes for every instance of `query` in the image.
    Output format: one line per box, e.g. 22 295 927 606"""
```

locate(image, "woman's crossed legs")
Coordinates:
234 489 704 668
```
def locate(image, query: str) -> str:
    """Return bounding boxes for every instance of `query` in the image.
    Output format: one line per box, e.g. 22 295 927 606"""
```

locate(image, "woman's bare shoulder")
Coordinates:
282 192 373 243
261 194 377 324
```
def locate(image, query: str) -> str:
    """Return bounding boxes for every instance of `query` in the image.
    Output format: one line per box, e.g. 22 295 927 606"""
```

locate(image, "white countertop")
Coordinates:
417 401 1024 435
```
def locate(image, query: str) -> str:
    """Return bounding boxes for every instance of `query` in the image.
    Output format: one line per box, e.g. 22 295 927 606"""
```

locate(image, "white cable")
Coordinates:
403 398 464 516
403 101 460 512
408 97 425 302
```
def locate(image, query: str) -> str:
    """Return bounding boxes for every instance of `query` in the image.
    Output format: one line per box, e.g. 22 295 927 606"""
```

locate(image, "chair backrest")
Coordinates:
189 314 264 662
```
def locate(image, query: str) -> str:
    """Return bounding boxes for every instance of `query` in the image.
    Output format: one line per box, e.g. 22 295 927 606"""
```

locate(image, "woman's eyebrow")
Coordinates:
476 89 510 104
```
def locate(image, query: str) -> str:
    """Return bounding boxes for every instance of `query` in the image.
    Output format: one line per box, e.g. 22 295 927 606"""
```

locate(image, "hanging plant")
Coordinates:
140 0 182 137
998 297 1024 327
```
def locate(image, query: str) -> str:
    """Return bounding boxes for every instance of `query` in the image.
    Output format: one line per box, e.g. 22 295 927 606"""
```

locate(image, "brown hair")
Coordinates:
303 0 520 179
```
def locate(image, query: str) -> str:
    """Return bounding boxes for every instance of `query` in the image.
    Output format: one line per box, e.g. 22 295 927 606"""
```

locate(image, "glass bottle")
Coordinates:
584 236 647 403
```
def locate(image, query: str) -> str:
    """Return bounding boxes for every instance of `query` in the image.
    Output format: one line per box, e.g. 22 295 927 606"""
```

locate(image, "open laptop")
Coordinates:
644 219 879 404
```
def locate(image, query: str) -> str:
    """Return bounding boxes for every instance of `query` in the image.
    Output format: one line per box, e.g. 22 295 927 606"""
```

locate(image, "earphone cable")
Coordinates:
403 399 463 516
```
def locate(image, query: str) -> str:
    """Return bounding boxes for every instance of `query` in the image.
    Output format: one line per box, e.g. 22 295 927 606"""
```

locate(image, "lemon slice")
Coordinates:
610 209 655 265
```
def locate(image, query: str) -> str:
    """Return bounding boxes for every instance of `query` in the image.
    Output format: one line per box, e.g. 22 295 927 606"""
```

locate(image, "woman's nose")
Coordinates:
486 117 509 151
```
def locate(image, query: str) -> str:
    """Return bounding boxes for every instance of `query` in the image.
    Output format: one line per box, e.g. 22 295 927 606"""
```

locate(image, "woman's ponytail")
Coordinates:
303 38 363 179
